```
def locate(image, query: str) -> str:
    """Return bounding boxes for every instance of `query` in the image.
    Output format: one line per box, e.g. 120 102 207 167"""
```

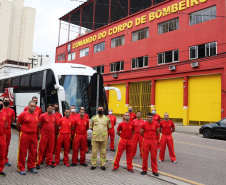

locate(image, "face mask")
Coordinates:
147 118 152 122
4 102 9 106
55 107 59 111
137 114 141 118
65 113 70 117
98 110 103 115
125 116 130 120
128 109 132 112
0 104 3 110
35 101 38 105
48 109 53 114
109 111 113 115
71 109 76 113
80 113 85 117
53 110 55 114
165 116 169 120
29 107 35 112
152 111 156 114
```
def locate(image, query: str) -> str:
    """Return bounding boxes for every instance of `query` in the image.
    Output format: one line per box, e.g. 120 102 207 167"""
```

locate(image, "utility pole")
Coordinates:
28 57 38 69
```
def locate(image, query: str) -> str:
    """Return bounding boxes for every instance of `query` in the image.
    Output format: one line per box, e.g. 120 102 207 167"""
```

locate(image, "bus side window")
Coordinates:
19 75 30 92
12 78 20 93
0 80 5 93
46 69 57 105
30 72 43 91
4 78 12 89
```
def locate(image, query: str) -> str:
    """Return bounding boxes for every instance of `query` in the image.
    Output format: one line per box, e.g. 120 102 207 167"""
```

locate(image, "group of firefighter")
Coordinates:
0 96 176 177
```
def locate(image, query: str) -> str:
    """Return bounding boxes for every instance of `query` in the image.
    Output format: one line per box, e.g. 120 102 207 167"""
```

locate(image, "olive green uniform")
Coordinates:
90 115 111 167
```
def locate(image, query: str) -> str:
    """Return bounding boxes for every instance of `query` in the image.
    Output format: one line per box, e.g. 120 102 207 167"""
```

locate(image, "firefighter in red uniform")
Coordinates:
159 113 177 164
71 109 89 166
0 100 7 177
52 109 72 168
113 112 135 172
107 109 116 152
128 106 136 123
132 111 144 158
53 103 62 154
79 107 89 153
70 105 78 144
140 113 159 176
16 101 39 175
24 96 42 116
2 97 15 167
152 108 161 150
36 104 56 169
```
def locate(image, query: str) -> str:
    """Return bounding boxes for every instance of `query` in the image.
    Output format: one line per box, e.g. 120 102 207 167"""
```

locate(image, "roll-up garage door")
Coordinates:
188 74 221 125
108 83 127 117
155 78 183 122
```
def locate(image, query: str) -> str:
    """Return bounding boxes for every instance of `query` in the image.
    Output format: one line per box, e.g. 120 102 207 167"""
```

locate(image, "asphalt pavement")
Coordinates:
99 118 226 185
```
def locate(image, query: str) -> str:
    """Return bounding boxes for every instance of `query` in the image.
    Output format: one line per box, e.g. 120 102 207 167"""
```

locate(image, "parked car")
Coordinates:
199 118 226 138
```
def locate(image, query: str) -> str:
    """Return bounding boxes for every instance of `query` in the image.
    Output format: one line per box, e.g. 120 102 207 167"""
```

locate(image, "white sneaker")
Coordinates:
173 161 177 164
158 160 162 163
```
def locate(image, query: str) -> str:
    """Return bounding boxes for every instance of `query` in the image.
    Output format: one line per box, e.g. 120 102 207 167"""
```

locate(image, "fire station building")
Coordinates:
55 0 226 125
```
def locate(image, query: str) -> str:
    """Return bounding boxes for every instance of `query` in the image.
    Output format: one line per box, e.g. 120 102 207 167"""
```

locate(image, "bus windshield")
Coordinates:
59 75 90 113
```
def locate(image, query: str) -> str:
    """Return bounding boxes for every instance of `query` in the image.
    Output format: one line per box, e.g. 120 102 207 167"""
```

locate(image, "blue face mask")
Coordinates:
152 111 156 114
129 109 132 112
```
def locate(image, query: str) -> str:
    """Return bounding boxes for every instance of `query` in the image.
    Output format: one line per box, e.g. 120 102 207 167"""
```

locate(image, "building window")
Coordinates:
110 61 124 72
131 56 148 69
158 50 179 64
68 52 76 61
189 6 216 26
189 42 217 60
94 42 105 53
60 54 62 61
80 47 89 57
158 18 179 34
111 35 125 48
93 65 104 74
62 53 65 60
58 53 65 62
57 55 60 62
132 27 149 42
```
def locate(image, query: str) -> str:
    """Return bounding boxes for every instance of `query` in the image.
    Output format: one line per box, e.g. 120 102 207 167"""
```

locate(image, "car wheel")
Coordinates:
203 129 213 138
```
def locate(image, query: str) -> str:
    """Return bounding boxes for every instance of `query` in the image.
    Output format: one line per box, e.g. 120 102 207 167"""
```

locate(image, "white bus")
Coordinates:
0 63 119 120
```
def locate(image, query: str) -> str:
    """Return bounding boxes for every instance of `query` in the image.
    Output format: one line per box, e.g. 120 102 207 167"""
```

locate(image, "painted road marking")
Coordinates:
120 161 204 185
175 140 226 152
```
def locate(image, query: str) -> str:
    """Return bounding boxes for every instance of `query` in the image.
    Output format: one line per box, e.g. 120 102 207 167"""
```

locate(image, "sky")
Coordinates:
24 0 83 62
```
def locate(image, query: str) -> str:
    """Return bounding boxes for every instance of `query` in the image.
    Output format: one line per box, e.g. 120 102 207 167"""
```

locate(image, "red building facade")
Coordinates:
56 0 226 125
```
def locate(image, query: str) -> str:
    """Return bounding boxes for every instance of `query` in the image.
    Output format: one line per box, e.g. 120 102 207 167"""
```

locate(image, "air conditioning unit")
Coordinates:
191 62 199 67
169 65 176 71
112 73 118 78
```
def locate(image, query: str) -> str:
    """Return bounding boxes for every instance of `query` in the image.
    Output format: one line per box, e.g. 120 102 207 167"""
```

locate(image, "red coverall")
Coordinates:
17 111 39 171
159 120 176 162
132 119 144 157
153 114 161 150
107 115 116 150
53 112 62 154
70 113 78 142
113 121 134 170
2 107 15 163
37 113 56 165
72 117 89 164
141 121 159 173
54 117 72 165
0 112 7 173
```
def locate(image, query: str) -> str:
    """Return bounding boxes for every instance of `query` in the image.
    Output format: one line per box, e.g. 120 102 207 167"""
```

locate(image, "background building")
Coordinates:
56 0 226 125
0 0 36 63
31 52 51 68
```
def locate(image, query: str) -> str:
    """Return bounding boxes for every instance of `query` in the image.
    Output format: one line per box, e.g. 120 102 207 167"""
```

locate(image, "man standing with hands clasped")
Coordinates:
90 106 111 170
140 113 159 176
113 112 135 173
159 113 177 164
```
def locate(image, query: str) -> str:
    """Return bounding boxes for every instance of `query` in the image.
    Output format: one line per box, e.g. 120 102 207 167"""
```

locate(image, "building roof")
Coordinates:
59 0 167 30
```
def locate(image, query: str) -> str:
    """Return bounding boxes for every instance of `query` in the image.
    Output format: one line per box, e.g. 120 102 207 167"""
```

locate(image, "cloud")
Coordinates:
24 0 82 62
